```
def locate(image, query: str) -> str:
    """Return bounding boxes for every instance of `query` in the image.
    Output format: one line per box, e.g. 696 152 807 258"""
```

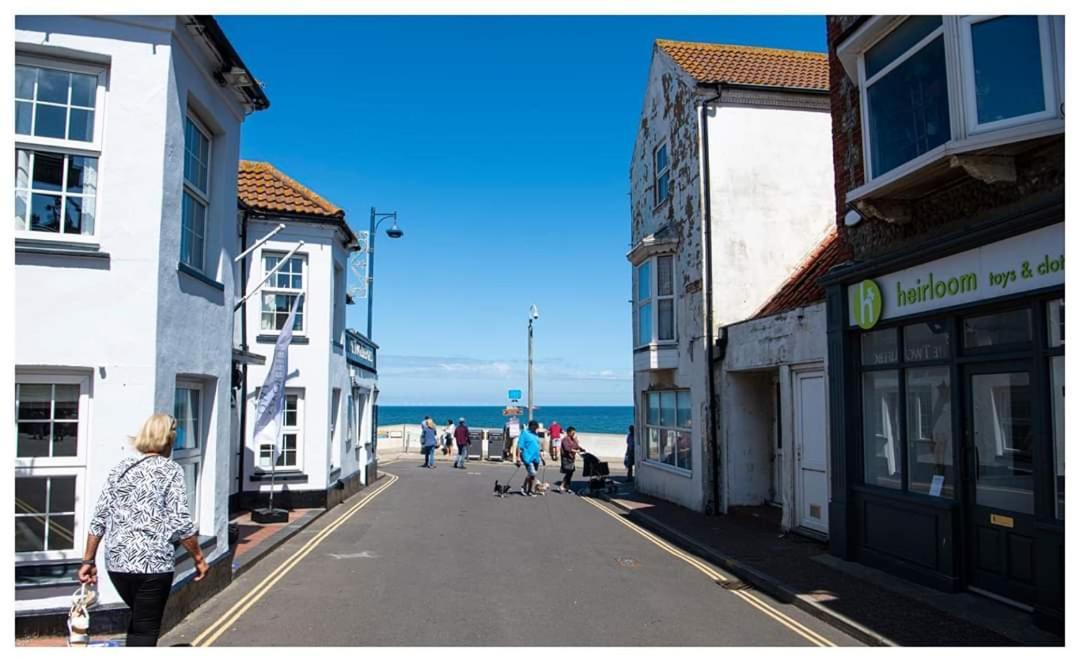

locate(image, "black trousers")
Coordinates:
108 570 174 647
561 468 575 489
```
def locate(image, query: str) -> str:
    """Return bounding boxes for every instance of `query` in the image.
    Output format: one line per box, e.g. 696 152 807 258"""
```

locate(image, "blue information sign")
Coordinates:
508 389 522 401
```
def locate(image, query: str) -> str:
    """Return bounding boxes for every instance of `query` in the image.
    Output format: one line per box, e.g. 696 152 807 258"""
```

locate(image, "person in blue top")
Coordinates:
419 417 438 468
515 420 544 496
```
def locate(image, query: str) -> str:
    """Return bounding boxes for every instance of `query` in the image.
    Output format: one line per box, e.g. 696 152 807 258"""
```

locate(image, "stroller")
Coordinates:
581 452 618 495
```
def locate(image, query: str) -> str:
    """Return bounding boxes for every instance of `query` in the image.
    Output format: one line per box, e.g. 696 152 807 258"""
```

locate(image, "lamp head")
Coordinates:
529 304 540 320
385 221 404 239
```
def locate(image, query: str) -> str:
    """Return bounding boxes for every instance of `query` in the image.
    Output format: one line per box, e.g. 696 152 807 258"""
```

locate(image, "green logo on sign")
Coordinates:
852 279 883 330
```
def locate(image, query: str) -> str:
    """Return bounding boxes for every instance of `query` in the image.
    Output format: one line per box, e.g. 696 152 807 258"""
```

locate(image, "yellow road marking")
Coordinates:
582 496 836 647
191 473 399 647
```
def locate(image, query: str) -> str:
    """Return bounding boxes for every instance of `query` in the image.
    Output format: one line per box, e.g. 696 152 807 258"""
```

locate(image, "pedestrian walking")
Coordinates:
420 417 438 468
515 420 544 496
77 414 208 647
442 419 455 456
555 426 586 494
624 424 635 481
548 420 563 462
453 417 470 468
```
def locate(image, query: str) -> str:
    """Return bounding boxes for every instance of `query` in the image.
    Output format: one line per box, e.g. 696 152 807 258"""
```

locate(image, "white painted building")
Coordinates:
235 161 375 511
627 40 835 513
14 15 267 625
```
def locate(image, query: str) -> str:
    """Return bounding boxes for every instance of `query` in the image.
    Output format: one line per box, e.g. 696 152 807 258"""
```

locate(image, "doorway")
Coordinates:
963 361 1037 606
794 369 829 535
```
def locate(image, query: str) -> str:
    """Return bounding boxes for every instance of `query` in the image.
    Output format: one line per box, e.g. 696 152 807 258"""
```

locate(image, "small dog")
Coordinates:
492 480 514 497
534 481 551 494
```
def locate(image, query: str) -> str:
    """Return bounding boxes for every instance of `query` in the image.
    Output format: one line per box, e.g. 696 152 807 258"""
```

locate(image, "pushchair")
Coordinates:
581 452 618 495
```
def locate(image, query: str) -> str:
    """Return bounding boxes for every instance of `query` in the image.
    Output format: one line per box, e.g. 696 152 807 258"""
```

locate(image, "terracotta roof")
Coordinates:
238 160 344 218
754 229 852 319
656 39 829 91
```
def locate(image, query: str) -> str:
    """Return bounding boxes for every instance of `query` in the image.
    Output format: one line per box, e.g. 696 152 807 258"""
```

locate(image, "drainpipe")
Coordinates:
701 84 723 515
236 209 250 509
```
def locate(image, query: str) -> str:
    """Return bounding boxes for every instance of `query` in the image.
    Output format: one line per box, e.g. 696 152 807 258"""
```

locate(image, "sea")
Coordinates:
377 405 633 435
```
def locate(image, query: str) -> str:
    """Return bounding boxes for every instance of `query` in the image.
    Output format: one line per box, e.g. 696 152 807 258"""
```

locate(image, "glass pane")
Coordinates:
33 104 67 139
15 191 28 231
972 372 1033 514
867 35 950 176
657 299 674 341
182 463 198 516
53 384 79 419
65 156 97 195
971 16 1046 124
865 16 943 78
64 197 85 234
1051 356 1064 519
647 392 659 426
174 388 200 450
15 65 36 99
285 396 298 427
676 430 692 471
47 515 76 551
862 370 901 490
638 303 652 344
70 73 96 107
50 477 77 513
906 367 953 498
16 101 32 134
31 152 64 191
67 108 94 142
676 391 691 428
637 262 651 300
16 149 31 189
17 422 50 457
15 517 46 553
1047 298 1064 348
53 422 78 457
963 309 1032 348
36 69 69 104
861 328 898 366
657 173 670 204
655 145 668 171
291 275 302 289
659 429 675 465
647 427 659 460
17 383 51 420
660 392 676 427
903 321 950 361
15 477 48 514
657 256 673 296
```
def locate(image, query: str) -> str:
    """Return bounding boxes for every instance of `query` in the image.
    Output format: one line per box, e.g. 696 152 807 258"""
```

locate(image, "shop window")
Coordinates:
861 328 898 366
1050 355 1064 519
905 367 953 498
962 308 1032 349
862 371 901 490
644 390 691 471
903 321 950 362
971 372 1034 514
1047 298 1064 348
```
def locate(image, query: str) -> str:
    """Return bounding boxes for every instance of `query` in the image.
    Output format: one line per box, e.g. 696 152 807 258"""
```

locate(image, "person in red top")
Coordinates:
548 420 563 461
453 418 470 469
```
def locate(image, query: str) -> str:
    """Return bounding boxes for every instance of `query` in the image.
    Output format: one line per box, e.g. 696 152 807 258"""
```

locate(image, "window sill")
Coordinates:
633 341 678 352
642 459 693 478
177 262 225 291
255 334 310 345
249 470 308 482
15 236 108 260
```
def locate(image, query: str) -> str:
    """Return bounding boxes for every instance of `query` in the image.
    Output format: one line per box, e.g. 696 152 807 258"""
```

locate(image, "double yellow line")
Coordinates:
582 497 836 647
191 472 399 647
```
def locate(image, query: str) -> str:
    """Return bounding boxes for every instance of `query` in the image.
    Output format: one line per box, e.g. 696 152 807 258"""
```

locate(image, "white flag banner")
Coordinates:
252 294 303 465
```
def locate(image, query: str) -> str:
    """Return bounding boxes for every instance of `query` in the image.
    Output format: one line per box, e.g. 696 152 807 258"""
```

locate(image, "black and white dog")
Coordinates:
492 480 515 497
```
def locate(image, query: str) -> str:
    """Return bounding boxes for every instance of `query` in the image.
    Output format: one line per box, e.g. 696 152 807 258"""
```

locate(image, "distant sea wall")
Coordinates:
378 424 627 461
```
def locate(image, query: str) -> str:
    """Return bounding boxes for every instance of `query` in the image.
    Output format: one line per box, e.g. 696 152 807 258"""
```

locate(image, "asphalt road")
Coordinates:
161 458 862 647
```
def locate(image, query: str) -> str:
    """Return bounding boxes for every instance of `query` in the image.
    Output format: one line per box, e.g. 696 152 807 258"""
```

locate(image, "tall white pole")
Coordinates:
528 318 534 422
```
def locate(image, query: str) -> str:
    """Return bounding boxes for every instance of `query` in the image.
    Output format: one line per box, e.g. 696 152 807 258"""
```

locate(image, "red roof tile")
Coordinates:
754 230 852 319
656 39 829 91
238 160 343 218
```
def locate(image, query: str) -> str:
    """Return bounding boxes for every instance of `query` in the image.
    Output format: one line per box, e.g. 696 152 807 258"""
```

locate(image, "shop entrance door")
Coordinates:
963 361 1037 606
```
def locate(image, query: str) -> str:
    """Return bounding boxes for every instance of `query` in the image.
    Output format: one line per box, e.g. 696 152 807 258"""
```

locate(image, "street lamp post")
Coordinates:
528 304 539 422
367 207 404 339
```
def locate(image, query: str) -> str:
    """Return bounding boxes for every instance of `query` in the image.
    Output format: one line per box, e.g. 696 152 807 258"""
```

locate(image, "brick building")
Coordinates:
822 15 1064 632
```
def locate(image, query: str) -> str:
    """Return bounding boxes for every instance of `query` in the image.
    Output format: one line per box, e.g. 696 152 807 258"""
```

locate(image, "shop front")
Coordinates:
825 213 1064 632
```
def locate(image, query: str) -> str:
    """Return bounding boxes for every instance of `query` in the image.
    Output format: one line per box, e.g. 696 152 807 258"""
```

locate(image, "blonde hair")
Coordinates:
133 413 176 454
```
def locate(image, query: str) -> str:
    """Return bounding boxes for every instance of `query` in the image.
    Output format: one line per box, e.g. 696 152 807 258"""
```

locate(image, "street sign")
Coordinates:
508 389 522 401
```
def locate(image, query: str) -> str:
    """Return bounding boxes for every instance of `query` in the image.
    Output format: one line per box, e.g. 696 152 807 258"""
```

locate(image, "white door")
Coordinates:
795 370 829 535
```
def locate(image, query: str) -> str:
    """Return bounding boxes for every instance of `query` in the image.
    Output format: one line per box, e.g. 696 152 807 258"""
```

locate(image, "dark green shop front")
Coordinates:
824 210 1064 632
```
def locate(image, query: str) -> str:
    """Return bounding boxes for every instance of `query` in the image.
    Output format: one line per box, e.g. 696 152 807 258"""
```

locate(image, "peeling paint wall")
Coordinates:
724 303 827 371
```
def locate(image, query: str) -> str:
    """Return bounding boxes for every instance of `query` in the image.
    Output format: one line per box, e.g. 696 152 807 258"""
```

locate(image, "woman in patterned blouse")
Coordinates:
78 413 208 646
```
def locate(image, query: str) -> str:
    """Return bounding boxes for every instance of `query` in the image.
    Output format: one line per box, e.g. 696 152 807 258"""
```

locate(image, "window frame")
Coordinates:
258 390 304 471
633 255 677 349
260 250 307 335
14 468 87 563
653 143 671 208
180 113 213 274
15 54 107 243
173 380 205 528
15 373 90 469
642 389 693 475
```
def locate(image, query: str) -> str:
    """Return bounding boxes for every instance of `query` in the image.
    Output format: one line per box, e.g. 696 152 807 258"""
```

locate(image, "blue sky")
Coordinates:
219 15 827 405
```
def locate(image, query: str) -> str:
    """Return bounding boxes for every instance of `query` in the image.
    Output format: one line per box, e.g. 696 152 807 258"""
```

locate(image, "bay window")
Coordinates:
644 390 692 472
634 255 675 346
181 115 212 272
14 57 104 239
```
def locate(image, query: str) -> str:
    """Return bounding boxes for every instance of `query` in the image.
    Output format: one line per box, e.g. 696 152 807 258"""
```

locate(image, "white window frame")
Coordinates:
633 255 676 349
15 54 107 244
181 113 212 274
258 390 303 472
653 143 671 207
174 381 205 527
15 371 91 563
958 15 1058 136
260 250 307 335
643 389 693 475
851 15 1065 188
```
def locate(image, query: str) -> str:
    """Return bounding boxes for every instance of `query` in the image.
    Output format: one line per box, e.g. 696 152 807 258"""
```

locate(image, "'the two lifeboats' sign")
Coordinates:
849 223 1064 329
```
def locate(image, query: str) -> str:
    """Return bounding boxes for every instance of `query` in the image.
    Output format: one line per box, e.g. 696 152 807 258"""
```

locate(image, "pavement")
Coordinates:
159 458 862 646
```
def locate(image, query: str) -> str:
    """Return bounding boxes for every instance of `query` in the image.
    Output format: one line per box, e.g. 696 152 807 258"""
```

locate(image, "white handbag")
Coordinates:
67 583 97 647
